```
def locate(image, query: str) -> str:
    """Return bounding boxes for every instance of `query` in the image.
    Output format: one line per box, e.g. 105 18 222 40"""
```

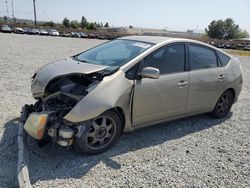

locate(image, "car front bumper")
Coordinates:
17 105 32 188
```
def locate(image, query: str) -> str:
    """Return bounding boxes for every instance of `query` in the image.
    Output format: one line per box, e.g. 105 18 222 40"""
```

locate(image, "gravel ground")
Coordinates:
0 33 249 188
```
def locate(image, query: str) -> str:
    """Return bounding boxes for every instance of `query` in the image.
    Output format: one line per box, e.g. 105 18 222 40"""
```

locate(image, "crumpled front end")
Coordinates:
17 58 134 187
25 70 104 145
17 71 104 187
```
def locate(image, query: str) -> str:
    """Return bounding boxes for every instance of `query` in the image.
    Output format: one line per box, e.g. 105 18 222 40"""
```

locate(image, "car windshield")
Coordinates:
75 39 153 67
2 26 10 29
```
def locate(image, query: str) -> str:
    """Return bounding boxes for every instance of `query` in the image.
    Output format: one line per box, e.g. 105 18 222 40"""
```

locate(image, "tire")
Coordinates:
210 90 234 118
75 110 122 155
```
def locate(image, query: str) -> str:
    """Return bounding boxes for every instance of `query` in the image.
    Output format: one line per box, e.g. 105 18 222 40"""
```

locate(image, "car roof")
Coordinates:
119 35 212 46
120 35 229 52
120 36 174 44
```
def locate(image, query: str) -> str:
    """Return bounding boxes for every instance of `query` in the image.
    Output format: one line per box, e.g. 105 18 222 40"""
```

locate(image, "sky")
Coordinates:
0 0 249 33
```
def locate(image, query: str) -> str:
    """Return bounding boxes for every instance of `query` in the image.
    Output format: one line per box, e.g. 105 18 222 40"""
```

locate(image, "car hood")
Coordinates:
31 58 108 97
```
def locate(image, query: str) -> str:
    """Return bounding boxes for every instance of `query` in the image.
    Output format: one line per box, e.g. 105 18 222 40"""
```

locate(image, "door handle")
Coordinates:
218 74 226 80
177 81 189 87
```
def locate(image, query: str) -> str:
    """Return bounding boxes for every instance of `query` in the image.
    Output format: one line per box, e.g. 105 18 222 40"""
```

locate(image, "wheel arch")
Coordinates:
225 88 236 101
110 107 126 131
210 87 236 118
212 87 236 112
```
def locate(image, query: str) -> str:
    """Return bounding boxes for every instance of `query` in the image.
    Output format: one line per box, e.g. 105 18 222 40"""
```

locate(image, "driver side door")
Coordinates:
132 43 189 126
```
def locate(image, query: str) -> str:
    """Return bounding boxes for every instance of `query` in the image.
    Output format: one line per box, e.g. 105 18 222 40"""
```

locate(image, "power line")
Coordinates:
36 0 51 21
14 11 33 15
11 0 14 18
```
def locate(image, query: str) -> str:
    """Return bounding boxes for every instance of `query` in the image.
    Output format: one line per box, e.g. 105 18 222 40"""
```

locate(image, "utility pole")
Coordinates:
164 27 168 36
33 0 37 25
11 0 14 18
5 1 9 18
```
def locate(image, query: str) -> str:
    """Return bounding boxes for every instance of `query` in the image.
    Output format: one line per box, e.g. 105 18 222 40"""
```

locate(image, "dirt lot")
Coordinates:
0 33 249 188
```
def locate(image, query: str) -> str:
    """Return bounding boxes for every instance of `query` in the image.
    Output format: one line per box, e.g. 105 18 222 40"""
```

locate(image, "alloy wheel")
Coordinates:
86 116 116 150
216 92 232 115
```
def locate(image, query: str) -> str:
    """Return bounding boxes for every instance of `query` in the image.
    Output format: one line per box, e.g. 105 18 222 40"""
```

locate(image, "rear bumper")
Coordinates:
17 106 32 188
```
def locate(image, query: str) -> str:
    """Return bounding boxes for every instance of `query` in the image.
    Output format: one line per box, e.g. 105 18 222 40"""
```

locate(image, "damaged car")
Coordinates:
20 36 243 155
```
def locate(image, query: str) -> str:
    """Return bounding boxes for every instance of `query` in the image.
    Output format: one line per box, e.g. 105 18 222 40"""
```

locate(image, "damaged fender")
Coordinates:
64 70 134 132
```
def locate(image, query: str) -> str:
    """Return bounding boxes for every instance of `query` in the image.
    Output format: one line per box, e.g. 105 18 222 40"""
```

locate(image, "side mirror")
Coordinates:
141 67 160 79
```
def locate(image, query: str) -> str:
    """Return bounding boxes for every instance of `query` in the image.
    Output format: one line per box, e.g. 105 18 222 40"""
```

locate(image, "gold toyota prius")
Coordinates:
20 36 243 155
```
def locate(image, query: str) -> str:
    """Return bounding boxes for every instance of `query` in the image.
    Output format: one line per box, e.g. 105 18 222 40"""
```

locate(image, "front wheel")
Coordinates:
210 90 234 118
75 111 122 155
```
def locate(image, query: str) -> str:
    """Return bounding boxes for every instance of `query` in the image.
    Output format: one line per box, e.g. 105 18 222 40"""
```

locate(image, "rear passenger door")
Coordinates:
186 43 225 113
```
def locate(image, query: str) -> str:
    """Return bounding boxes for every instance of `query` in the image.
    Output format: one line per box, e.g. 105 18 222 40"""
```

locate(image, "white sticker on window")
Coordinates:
133 43 151 49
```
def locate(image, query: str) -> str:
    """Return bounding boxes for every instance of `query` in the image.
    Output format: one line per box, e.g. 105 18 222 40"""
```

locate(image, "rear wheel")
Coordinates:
211 90 234 118
75 111 122 155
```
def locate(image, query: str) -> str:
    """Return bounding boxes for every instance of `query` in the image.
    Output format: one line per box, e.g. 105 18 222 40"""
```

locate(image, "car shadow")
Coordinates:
0 112 232 187
0 118 19 188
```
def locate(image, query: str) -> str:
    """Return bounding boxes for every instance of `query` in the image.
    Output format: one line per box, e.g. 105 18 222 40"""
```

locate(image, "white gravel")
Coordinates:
0 33 249 188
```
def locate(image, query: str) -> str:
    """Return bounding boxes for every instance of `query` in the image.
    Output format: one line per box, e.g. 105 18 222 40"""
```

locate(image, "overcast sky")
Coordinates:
0 0 249 33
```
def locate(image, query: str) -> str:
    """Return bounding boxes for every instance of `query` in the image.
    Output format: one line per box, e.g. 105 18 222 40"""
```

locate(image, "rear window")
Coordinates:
189 44 217 70
217 51 231 66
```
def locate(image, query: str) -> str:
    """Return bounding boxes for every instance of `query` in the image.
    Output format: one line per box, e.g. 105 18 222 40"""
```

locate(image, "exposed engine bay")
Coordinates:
24 72 104 148
43 73 103 116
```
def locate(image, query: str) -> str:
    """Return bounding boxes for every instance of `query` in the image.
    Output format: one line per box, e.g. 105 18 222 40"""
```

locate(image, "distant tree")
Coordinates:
223 18 240 39
205 18 249 39
187 29 193 33
100 22 103 28
236 30 249 38
62 17 70 28
42 21 56 27
129 25 133 28
205 20 226 39
104 22 109 27
3 16 8 22
87 22 97 30
187 29 194 38
70 20 80 29
96 22 102 28
80 16 88 28
0 17 4 23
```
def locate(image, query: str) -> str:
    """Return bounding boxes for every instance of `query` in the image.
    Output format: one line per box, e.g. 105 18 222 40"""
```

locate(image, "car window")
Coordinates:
217 51 231 66
125 63 140 80
189 44 217 70
143 44 185 74
96 43 132 60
